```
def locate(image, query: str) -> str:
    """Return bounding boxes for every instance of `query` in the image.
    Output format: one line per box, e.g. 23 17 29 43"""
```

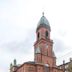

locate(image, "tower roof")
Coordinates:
36 13 51 31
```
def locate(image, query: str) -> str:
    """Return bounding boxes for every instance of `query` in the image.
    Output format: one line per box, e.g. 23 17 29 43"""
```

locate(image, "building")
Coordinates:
10 13 63 72
58 58 72 72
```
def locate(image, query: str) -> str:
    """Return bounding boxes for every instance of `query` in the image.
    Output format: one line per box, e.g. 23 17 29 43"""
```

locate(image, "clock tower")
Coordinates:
34 13 56 67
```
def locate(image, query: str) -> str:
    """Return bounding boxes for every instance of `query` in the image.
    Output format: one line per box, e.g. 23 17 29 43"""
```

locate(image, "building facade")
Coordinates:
10 14 63 72
58 58 72 72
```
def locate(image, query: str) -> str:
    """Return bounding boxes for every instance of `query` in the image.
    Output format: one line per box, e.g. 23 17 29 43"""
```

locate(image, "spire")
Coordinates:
42 12 44 16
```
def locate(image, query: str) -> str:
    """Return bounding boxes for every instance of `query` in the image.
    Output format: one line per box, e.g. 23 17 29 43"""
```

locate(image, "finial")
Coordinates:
14 59 17 66
10 63 12 68
42 12 44 16
63 60 65 64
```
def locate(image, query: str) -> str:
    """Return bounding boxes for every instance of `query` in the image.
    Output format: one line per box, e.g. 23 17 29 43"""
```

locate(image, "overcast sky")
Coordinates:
0 0 72 72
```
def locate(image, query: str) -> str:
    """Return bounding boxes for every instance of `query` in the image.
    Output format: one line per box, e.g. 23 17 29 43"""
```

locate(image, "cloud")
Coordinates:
53 38 72 65
0 41 31 54
0 29 35 72
53 39 65 53
0 29 35 53
53 38 67 58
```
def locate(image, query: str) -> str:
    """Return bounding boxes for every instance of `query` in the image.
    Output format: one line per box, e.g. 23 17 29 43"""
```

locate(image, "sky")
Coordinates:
0 0 72 72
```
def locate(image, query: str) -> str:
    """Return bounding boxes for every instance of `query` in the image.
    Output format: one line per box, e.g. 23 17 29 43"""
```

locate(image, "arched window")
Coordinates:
45 31 48 38
47 51 48 56
37 32 40 39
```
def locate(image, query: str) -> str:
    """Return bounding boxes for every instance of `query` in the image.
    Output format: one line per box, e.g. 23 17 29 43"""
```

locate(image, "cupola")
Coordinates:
36 12 51 32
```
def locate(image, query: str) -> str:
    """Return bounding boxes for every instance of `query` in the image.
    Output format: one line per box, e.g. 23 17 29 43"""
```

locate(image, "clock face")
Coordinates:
35 47 40 53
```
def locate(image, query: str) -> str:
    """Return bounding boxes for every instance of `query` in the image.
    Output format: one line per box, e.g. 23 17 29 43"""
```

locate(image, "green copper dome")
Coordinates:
38 16 49 26
36 14 51 32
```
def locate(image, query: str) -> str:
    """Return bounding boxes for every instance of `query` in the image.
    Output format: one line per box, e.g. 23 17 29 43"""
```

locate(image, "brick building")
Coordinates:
10 13 63 72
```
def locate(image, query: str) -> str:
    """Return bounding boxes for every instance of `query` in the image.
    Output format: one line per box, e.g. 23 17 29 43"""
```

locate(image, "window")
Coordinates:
47 51 48 56
45 31 48 39
65 65 68 69
28 67 34 72
37 32 40 39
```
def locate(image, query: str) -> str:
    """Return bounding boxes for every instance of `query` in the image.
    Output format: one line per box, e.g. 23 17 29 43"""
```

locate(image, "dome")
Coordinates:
36 14 51 32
